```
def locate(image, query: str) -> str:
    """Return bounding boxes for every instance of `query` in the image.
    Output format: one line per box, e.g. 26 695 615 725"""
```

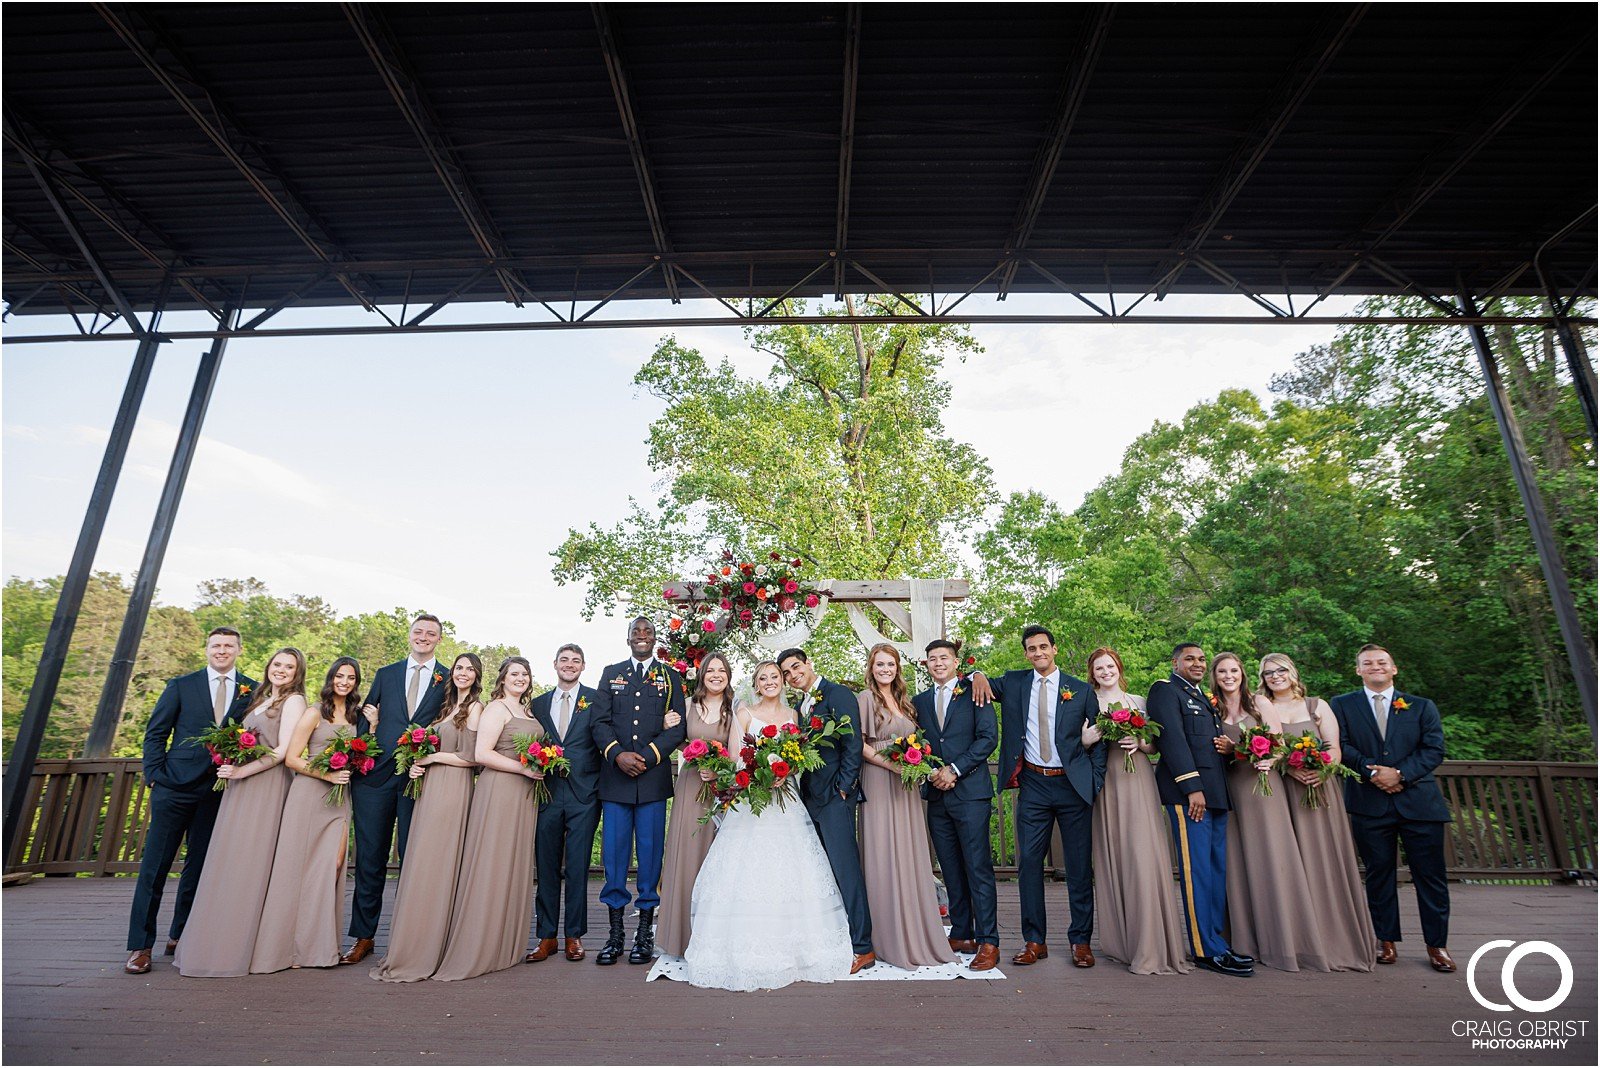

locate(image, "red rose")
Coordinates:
768 611 779 623
965 656 976 665
1129 714 1145 728
740 563 754 575
783 579 799 594
740 746 756 762
761 723 778 738
719 598 732 610
740 619 752 629
350 738 368 752
739 608 754 622
810 716 823 730
791 558 802 567
734 770 751 788
707 573 719 583
656 645 670 659
770 551 781 561
428 734 440 746
771 760 790 778
722 549 735 561
212 753 224 765
803 593 820 608
779 597 796 612
742 581 757 595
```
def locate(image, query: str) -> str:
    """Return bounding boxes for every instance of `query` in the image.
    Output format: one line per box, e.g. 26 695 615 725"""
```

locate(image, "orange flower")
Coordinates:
1393 697 1410 711
755 587 770 601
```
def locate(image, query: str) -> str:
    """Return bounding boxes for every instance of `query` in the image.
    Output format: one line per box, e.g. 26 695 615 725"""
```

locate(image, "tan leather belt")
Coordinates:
1023 760 1065 777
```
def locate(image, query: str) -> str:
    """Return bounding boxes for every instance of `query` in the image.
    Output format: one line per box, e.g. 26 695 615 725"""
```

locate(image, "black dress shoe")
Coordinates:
1195 953 1253 977
1221 950 1255 969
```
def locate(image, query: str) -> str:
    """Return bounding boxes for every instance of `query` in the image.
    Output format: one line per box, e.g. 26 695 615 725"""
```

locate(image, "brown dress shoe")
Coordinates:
968 944 1000 972
125 949 152 975
564 938 585 962
948 937 978 954
1376 940 1397 965
1427 946 1456 973
850 951 877 974
525 937 558 963
1072 943 1096 968
163 939 178 957
338 938 375 965
1011 942 1048 965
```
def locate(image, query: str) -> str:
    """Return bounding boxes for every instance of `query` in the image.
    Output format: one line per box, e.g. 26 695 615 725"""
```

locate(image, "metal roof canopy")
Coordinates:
3 3 1598 859
2 1 1596 339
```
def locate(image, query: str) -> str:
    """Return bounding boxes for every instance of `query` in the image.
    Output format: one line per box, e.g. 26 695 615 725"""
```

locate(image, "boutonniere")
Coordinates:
1059 688 1074 702
646 668 667 691
952 684 966 699
431 670 444 685
236 683 252 698
575 696 590 712
1208 693 1220 709
809 684 824 706
1392 697 1409 711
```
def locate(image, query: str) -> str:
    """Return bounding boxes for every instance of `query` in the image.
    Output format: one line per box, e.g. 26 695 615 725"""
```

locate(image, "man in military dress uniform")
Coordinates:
593 617 686 965
1147 641 1254 978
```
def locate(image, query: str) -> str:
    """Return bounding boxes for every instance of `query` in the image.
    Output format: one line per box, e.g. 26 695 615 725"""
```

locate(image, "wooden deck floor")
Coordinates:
2 877 1594 1065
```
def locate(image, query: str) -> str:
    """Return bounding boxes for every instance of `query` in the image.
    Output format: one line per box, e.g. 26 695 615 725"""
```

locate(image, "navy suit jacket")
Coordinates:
355 658 450 782
594 660 687 805
992 668 1104 805
913 679 997 804
142 668 258 791
1330 688 1452 822
799 677 865 805
1147 673 1230 810
530 684 605 808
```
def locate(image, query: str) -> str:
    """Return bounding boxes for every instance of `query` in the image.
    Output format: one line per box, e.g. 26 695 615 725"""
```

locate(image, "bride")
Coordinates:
682 660 854 990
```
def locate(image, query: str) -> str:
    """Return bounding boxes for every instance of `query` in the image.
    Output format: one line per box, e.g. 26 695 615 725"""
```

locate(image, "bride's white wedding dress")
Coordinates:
682 710 853 991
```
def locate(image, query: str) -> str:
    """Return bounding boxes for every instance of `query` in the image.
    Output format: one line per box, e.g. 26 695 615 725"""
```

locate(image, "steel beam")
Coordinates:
1533 207 1598 442
592 3 681 303
997 3 1115 299
2 283 171 860
833 3 861 298
85 308 240 758
1459 290 1597 737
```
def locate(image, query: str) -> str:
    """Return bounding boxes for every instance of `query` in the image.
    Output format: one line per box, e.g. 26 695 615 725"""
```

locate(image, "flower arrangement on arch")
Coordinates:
658 548 822 681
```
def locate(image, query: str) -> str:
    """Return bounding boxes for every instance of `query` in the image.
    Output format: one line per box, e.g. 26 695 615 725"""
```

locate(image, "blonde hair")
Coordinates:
1258 652 1308 700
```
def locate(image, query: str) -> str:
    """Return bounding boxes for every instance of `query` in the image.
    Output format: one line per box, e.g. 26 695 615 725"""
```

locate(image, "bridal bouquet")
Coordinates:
187 722 275 791
1231 724 1287 796
1095 702 1163 773
393 726 441 799
1283 730 1360 808
512 734 571 806
875 730 944 790
681 737 737 805
308 729 379 807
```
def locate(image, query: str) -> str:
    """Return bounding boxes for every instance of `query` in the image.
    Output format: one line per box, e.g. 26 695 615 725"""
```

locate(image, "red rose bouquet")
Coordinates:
1284 730 1361 808
709 715 844 819
875 730 944 790
1095 702 1163 773
308 729 380 807
512 734 572 806
187 721 274 791
393 725 441 799
1232 724 1287 796
680 737 737 805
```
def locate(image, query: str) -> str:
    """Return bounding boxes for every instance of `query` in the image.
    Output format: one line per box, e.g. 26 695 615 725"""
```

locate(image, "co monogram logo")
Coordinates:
1467 941 1574 1013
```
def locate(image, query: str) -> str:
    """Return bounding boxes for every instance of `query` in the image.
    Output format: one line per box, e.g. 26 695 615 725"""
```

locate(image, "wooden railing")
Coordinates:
4 758 1595 880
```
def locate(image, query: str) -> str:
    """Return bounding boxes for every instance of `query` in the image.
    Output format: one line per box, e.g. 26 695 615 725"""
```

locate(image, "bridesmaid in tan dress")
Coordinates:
656 652 734 959
430 656 544 982
372 652 483 982
857 644 956 971
1213 651 1329 972
251 657 363 972
176 647 305 978
1082 647 1192 975
1260 652 1377 972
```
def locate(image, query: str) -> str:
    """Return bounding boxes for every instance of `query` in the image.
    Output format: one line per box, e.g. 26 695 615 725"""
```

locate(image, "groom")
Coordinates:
777 647 876 973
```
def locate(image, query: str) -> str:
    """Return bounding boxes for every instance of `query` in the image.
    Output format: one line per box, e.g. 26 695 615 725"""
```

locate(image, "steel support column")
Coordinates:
83 308 238 758
1 287 170 859
1459 290 1597 737
1534 207 1598 443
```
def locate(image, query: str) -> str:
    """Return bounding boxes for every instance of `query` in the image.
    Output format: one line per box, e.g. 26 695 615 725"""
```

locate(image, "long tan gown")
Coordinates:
1221 717 1329 972
857 691 955 971
250 715 352 972
1090 694 1193 974
370 715 477 982
175 704 292 977
430 709 539 981
656 700 728 958
1281 702 1376 972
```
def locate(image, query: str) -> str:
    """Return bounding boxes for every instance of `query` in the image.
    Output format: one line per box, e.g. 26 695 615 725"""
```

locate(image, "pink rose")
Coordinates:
1249 735 1273 757
779 597 796 612
783 579 799 594
212 753 224 765
360 758 376 774
1287 750 1304 768
742 581 756 595
904 747 924 765
683 739 709 760
802 593 820 608
738 608 753 622
1109 708 1132 724
238 731 258 748
410 728 427 743
1320 751 1335 765
701 619 717 633
329 751 349 769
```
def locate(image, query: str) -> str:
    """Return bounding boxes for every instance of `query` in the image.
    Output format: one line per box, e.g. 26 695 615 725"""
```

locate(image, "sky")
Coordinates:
2 292 1359 677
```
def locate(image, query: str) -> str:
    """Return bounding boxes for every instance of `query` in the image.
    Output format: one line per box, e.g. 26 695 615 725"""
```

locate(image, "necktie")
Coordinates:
936 685 949 730
558 691 571 737
1036 676 1053 764
407 663 424 716
1373 693 1389 741
213 676 229 725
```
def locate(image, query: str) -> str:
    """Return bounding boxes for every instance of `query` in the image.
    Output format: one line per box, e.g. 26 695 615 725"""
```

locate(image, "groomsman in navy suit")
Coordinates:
341 612 450 965
594 617 686 965
125 627 256 974
969 625 1103 968
914 639 999 971
1331 643 1455 973
526 642 606 964
779 647 877 973
1147 641 1253 978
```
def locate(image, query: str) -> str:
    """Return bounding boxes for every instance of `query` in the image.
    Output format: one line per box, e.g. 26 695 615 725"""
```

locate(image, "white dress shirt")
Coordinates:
933 679 961 777
407 656 438 698
551 681 581 733
206 666 238 708
1024 669 1062 767
1365 684 1396 719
